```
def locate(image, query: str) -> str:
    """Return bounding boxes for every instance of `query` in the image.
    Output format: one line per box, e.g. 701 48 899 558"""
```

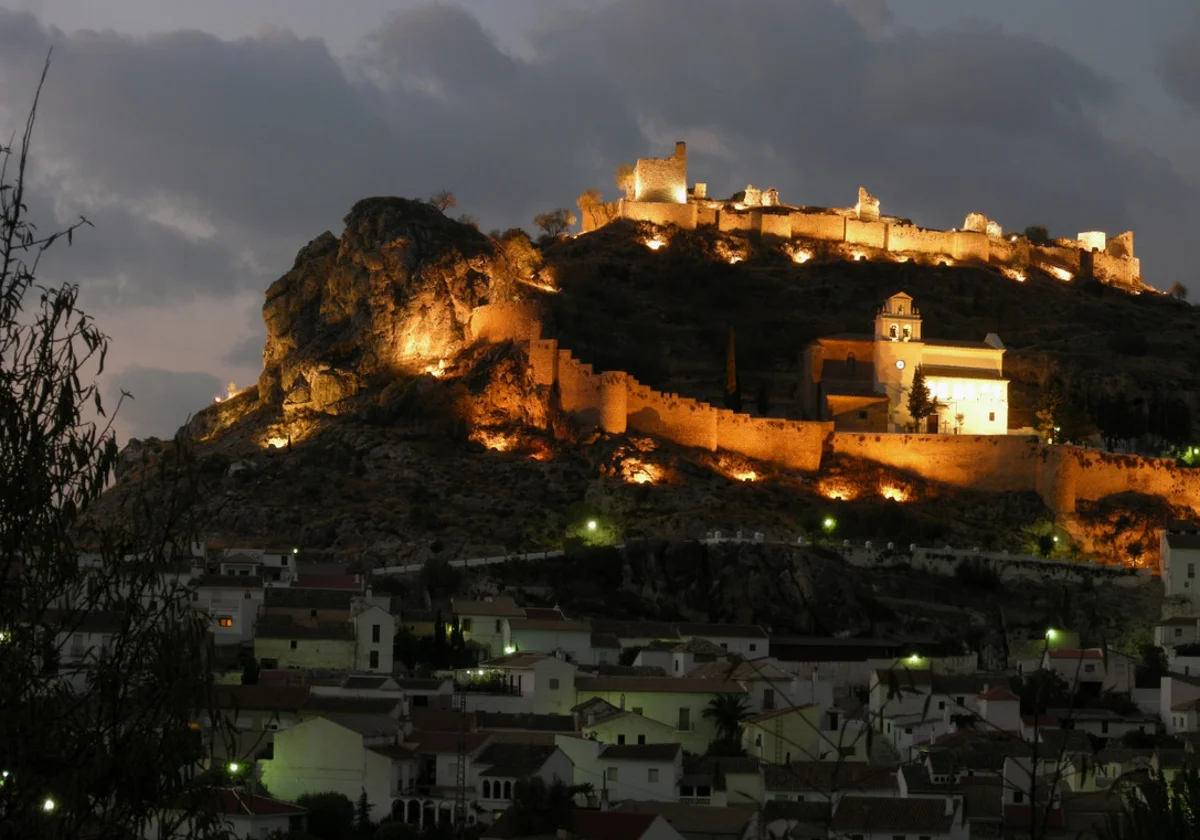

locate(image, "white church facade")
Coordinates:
802 292 1009 435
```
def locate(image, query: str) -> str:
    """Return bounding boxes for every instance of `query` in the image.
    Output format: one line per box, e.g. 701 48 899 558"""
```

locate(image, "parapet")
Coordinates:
1078 231 1106 253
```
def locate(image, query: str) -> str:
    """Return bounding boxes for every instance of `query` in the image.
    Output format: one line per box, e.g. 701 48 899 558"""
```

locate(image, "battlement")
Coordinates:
604 144 1145 291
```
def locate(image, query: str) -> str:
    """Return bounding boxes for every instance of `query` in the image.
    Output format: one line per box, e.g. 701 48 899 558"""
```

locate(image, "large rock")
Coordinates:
258 197 524 413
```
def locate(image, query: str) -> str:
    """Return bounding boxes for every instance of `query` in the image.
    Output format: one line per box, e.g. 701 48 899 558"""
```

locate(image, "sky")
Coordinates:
1 0 1198 440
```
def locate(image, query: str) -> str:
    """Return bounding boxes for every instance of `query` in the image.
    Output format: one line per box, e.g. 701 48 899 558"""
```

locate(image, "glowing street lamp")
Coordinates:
504 645 516 655
586 520 598 532
822 517 836 532
227 762 241 775
1045 628 1058 642
42 798 56 813
907 654 922 666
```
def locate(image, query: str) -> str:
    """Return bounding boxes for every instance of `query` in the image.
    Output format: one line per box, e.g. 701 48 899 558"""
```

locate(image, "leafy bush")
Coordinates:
295 792 354 840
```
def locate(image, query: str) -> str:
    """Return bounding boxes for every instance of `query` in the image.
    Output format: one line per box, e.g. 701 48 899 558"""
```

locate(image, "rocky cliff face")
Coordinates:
257 197 536 415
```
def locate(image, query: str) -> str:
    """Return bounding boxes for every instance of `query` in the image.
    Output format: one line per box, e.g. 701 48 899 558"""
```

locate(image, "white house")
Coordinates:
453 597 525 658
260 715 414 822
830 795 966 840
503 616 595 664
472 743 574 824
193 574 264 644
1161 676 1200 735
351 602 395 673
1157 616 1200 649
457 652 578 714
555 738 684 804
1162 522 1200 611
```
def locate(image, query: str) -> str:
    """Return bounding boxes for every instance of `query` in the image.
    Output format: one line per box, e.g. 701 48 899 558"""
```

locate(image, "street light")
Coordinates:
586 520 598 532
822 517 836 531
227 762 241 775
42 798 56 813
1046 628 1058 642
907 654 922 665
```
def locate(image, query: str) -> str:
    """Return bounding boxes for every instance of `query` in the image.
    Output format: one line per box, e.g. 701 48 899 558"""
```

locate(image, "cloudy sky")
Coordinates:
1 0 1198 440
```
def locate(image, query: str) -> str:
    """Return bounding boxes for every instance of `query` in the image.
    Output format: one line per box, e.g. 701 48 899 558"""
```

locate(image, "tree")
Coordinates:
0 64 229 840
1169 282 1189 301
755 381 770 416
576 188 617 230
1100 768 1200 839
295 792 354 840
241 656 261 686
1036 378 1065 442
906 365 941 431
1036 534 1056 558
533 208 576 239
354 788 373 837
455 213 478 229
509 777 592 835
703 694 752 743
618 645 643 667
724 327 741 411
1023 225 1051 245
615 163 635 198
428 190 457 212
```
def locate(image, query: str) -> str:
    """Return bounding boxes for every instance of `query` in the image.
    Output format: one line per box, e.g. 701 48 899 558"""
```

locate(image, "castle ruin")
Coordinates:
586 143 1145 291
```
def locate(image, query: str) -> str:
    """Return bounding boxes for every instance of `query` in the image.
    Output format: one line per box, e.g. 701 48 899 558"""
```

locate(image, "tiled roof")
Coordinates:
566 811 659 840
688 658 793 682
255 614 355 641
873 667 934 690
591 619 681 640
743 704 817 725
575 676 746 695
671 638 730 656
475 743 556 778
1047 648 1105 660
523 607 568 621
481 652 552 669
196 574 264 589
303 695 400 716
265 587 354 610
396 677 448 691
599 743 681 761
507 619 591 632
476 712 576 733
1167 533 1200 550
321 713 401 738
764 762 896 793
342 675 393 690
832 796 955 833
675 622 768 639
452 596 524 617
590 632 621 649
407 731 491 756
213 684 310 712
614 801 755 836
978 686 1021 702
409 707 475 732
291 573 363 591
922 337 995 350
1158 617 1200 627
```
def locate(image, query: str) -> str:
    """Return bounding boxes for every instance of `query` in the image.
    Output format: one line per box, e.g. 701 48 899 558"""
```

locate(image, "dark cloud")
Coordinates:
108 366 224 439
1 0 1196 322
1160 24 1200 110
223 329 266 369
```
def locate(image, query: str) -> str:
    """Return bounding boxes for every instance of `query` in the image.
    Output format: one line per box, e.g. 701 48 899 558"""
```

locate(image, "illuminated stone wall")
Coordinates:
790 212 847 241
468 300 542 344
620 199 699 229
881 224 954 257
845 219 888 250
633 142 688 203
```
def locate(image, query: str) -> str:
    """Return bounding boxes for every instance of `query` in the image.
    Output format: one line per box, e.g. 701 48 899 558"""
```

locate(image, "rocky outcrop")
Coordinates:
258 197 538 415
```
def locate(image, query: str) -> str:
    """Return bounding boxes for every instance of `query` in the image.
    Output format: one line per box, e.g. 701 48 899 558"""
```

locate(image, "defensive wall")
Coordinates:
465 302 1200 518
600 143 1144 289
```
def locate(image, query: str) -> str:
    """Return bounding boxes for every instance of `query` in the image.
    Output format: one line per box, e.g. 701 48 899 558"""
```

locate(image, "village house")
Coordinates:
192 574 264 644
575 697 679 746
209 683 310 763
260 714 414 823
143 788 307 840
1162 521 1200 612
472 743 574 824
762 762 898 804
457 652 579 715
396 728 493 829
502 613 595 664
253 596 393 672
830 795 967 840
614 800 761 840
554 739 684 805
802 292 1009 434
573 674 749 754
215 547 299 584
453 596 526 658
1156 616 1200 649
688 657 832 714
740 705 824 765
677 756 765 807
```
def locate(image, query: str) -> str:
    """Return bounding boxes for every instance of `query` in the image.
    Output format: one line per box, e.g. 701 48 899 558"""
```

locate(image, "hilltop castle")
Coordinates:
582 142 1143 291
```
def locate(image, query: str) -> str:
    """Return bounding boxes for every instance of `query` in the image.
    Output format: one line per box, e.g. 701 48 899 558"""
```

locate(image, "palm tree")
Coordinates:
703 693 752 742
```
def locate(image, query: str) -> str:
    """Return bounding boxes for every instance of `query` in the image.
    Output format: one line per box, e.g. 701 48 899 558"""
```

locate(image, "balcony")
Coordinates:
453 679 521 697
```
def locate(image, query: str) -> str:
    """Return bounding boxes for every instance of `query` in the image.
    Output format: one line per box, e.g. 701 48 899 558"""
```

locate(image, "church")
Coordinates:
801 293 1009 435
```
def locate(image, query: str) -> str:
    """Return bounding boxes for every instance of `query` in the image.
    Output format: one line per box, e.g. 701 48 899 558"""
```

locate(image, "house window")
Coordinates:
495 620 502 633
902 325 911 340
1014 791 1024 804
889 324 898 339
1178 628 1185 638
763 689 775 710
503 781 511 799
678 708 691 731
956 697 965 706
483 781 491 798
243 591 251 599
674 660 680 673
372 624 380 643
858 411 868 420
369 650 379 669
749 643 757 652
192 592 199 601
720 643 728 649
988 412 995 422
218 617 233 628
310 609 317 618
846 354 857 374
1102 721 1109 734
462 618 472 632
606 767 618 781
549 678 560 690
638 735 646 745
938 701 945 710
1085 664 1096 673
755 734 763 748
617 735 626 745
648 769 659 783
289 640 297 650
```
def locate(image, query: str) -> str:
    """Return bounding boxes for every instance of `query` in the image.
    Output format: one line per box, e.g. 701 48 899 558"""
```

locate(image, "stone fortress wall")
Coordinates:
586 143 1145 291
467 301 1200 522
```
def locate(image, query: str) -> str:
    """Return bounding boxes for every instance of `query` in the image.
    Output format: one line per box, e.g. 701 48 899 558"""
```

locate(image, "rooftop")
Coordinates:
255 614 355 641
475 742 557 777
743 704 817 725
832 796 955 834
265 587 354 610
213 684 310 712
598 742 682 762
452 596 524 617
291 573 363 591
575 675 746 695
196 574 264 589
764 762 896 793
1167 533 1200 551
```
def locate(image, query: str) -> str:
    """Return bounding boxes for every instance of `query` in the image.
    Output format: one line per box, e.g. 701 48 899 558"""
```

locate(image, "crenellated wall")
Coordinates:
471 307 1198 520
